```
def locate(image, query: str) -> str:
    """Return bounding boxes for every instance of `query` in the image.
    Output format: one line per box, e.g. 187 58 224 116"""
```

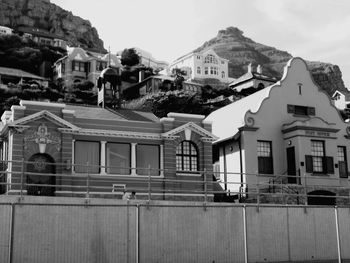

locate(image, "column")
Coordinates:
160 145 164 177
71 139 75 172
131 143 137 176
100 141 106 174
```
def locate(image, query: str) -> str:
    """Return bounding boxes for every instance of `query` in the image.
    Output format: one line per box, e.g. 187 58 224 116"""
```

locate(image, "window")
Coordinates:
176 141 198 172
221 60 225 64
136 144 160 176
311 140 324 172
197 67 201 74
72 61 85 72
106 143 131 175
74 141 100 173
204 54 218 64
221 71 225 78
210 67 218 75
197 55 201 59
96 61 107 71
305 140 334 174
287 104 315 116
338 146 348 178
257 141 273 174
204 67 208 75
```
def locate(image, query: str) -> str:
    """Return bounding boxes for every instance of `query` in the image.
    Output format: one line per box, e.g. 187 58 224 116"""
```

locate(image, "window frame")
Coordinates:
257 140 274 174
311 140 325 174
136 144 160 176
176 141 199 173
105 142 131 175
74 140 100 174
337 146 348 178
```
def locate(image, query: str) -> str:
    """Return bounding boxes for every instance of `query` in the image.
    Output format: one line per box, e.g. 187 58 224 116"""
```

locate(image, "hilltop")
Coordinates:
195 27 347 95
0 0 105 52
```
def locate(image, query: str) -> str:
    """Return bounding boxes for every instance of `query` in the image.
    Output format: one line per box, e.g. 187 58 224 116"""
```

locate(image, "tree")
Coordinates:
120 48 140 67
171 68 186 90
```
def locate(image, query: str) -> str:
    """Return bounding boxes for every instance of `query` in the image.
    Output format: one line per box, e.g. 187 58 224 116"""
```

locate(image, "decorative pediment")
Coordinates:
282 117 340 134
9 110 79 131
162 122 218 142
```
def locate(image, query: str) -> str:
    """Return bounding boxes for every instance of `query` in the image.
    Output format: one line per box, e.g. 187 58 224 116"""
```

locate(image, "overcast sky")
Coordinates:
51 0 350 88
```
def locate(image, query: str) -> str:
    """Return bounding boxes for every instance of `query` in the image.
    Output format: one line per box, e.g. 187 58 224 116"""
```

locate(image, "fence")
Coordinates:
0 199 349 263
1 159 350 205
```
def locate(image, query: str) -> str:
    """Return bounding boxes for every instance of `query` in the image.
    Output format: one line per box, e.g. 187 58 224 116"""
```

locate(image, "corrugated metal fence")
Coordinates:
0 200 349 263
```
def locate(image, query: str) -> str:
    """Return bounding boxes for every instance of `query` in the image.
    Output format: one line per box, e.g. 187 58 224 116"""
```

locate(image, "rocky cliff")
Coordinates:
195 27 347 95
0 0 105 52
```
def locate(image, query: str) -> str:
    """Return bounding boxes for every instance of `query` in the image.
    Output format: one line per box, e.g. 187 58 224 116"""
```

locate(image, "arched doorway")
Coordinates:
26 153 56 196
307 190 336 206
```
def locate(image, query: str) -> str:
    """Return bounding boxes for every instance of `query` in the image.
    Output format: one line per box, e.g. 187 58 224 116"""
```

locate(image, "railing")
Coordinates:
1 159 350 205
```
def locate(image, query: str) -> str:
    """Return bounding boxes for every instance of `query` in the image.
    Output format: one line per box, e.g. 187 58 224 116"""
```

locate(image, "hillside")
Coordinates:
0 0 105 52
195 27 347 95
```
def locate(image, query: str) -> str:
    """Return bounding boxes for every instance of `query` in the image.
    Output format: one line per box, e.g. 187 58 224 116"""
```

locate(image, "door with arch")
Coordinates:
307 190 336 206
26 153 56 196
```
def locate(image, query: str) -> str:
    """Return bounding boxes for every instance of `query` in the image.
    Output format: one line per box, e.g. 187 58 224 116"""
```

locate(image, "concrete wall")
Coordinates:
0 197 348 263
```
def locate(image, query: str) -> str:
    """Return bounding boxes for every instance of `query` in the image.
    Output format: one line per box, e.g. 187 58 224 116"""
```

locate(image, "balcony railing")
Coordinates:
0 159 349 205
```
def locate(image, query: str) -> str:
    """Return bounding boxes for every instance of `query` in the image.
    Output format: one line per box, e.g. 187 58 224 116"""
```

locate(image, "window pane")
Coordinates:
106 143 130 174
75 141 99 173
136 145 160 175
176 141 198 172
257 141 271 157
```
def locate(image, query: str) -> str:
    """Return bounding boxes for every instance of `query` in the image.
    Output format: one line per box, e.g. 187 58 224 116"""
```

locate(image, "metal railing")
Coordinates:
1 159 350 205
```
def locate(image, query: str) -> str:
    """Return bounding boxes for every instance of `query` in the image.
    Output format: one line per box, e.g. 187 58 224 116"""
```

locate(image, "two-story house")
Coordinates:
206 57 350 205
53 47 122 88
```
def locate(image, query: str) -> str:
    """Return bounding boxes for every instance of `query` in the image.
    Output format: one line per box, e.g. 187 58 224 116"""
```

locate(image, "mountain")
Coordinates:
195 27 347 95
0 0 105 52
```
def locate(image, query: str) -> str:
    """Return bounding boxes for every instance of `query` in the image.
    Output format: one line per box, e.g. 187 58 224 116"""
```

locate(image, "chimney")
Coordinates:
247 63 252 73
257 65 262 74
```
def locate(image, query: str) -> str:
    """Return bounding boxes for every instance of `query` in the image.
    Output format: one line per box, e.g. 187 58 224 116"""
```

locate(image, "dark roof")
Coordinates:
229 71 277 88
0 67 47 80
64 104 159 123
16 26 64 40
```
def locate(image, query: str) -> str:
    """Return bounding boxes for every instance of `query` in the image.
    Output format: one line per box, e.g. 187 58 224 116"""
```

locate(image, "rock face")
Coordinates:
0 0 106 52
196 27 347 95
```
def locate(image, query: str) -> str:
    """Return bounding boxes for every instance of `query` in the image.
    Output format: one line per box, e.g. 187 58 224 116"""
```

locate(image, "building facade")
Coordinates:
16 27 66 49
0 26 13 35
229 64 277 95
169 49 229 83
206 57 350 205
53 47 122 88
0 100 216 200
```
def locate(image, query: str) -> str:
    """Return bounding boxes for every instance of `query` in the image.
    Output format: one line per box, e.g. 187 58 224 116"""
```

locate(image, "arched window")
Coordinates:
204 54 218 64
204 67 208 75
176 141 198 172
197 67 201 74
221 71 225 78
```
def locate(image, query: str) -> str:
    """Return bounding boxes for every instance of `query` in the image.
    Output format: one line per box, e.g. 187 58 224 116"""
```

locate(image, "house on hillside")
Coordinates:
0 67 48 88
229 64 277 96
0 100 216 200
332 90 350 112
0 26 13 35
53 47 122 88
206 57 350 205
123 75 203 100
169 49 229 83
16 26 66 49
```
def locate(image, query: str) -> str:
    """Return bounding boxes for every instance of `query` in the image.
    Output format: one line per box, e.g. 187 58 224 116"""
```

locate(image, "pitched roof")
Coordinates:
229 71 277 88
0 67 47 80
64 105 159 123
16 26 64 40
205 83 276 143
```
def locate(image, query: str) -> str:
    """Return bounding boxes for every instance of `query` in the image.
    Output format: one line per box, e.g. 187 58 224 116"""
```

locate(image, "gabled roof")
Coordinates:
332 90 350 101
229 71 277 88
0 67 47 80
206 83 275 143
162 122 218 141
9 110 80 130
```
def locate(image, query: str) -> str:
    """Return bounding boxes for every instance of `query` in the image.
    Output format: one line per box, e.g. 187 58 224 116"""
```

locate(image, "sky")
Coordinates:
51 0 350 88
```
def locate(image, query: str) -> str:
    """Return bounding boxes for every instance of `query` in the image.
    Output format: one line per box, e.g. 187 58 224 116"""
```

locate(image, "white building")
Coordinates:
206 57 350 205
169 49 229 83
0 26 13 35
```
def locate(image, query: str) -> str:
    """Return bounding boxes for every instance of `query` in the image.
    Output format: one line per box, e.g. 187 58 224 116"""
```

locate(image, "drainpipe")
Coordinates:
238 131 244 196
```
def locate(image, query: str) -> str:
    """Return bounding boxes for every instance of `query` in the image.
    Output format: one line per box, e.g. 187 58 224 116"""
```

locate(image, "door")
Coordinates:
287 147 297 184
27 153 56 196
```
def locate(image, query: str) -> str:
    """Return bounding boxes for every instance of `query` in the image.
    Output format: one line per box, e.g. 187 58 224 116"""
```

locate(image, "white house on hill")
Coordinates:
206 57 350 205
169 49 229 83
